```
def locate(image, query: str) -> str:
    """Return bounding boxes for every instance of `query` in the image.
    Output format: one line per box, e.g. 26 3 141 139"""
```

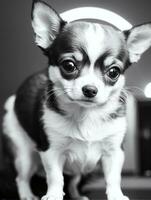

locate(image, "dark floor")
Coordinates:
85 189 151 200
0 174 151 200
83 176 151 200
0 163 150 200
0 190 151 199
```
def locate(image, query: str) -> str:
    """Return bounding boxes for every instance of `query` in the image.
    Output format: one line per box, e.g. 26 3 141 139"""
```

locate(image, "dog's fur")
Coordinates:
2 1 151 200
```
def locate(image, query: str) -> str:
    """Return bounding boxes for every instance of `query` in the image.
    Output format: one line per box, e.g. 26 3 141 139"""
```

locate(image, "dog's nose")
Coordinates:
82 85 98 98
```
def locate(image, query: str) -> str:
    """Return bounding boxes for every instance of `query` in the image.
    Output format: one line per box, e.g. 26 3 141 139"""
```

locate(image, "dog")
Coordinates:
2 0 151 200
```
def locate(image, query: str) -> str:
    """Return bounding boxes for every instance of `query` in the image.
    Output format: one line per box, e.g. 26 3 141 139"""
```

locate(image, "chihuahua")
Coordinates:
3 0 151 200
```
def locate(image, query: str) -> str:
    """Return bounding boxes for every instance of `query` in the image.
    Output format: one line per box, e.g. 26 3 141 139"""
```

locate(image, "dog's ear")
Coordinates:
124 23 151 63
31 0 66 49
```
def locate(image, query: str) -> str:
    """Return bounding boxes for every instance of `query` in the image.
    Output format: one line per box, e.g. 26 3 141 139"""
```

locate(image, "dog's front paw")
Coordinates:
107 195 129 200
41 195 60 200
41 192 64 200
107 187 129 200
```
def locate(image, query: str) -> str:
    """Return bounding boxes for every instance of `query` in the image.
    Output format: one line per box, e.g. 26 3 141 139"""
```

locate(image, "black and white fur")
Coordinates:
3 1 151 200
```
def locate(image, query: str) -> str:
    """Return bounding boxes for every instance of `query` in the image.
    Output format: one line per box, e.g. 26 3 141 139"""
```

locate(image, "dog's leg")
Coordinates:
40 149 65 200
68 174 89 200
15 151 38 200
102 148 129 200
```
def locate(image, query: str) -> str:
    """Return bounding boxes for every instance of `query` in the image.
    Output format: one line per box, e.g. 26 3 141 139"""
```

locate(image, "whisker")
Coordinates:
125 86 144 96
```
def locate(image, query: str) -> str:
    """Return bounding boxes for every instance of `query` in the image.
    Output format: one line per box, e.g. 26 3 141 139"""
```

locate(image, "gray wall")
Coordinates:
1 0 151 168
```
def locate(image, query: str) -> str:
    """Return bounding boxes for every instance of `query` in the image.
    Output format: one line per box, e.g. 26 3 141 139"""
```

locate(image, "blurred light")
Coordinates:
60 7 132 31
144 82 151 98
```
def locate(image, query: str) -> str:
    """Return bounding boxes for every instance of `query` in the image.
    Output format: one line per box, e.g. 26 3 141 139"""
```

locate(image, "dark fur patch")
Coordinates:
117 48 127 62
123 29 130 41
117 48 131 70
46 81 65 114
14 69 64 151
94 47 131 86
109 91 127 121
14 69 50 151
48 29 91 80
95 50 112 70
95 51 121 86
48 28 80 64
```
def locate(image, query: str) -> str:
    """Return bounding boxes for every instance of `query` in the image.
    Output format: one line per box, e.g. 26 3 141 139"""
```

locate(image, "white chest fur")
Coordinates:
42 105 127 174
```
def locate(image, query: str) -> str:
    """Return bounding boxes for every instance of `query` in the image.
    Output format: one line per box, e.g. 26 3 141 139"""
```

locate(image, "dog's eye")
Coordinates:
106 66 121 80
61 60 77 73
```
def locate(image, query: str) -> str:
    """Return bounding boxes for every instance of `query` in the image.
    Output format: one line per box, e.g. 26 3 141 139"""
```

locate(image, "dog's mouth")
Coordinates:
62 91 102 107
77 99 96 103
67 95 97 106
65 93 108 108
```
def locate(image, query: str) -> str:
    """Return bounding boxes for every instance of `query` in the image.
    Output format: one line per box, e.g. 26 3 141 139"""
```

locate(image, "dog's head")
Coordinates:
31 0 151 108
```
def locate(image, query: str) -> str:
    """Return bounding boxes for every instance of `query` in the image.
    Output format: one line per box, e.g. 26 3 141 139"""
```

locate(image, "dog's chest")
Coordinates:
64 140 102 174
43 107 126 173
